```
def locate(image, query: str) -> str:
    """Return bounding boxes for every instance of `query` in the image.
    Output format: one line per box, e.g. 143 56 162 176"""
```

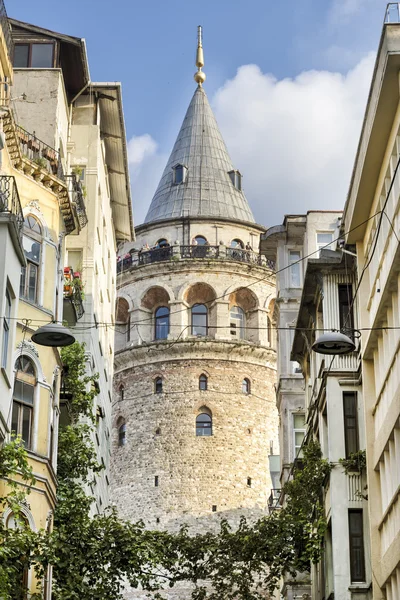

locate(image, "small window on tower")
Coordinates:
228 170 242 190
173 164 188 184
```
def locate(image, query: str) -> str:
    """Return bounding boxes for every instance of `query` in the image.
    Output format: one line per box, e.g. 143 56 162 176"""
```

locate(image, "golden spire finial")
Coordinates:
194 25 206 86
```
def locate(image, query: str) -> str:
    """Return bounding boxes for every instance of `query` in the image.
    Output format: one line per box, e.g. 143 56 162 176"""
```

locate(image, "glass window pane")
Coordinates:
293 414 305 429
21 406 32 448
174 166 183 183
11 402 19 435
194 236 207 246
15 357 35 376
26 215 42 234
28 264 38 302
317 233 334 244
13 380 34 404
14 45 29 68
23 237 40 263
31 44 54 68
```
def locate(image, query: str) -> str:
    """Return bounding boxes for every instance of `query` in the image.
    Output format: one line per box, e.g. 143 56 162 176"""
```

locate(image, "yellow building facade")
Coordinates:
0 6 87 597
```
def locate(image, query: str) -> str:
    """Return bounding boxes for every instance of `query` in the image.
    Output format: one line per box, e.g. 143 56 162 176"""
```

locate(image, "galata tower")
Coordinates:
112 27 279 599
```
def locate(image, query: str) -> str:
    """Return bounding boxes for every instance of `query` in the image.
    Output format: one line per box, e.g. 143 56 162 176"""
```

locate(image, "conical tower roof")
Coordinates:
144 49 255 224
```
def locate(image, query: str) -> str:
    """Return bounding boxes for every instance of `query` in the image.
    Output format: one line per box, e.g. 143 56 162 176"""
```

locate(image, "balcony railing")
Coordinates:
117 245 276 273
268 488 282 512
63 268 84 323
16 125 64 181
66 175 88 229
0 0 12 60
0 175 24 236
385 3 400 22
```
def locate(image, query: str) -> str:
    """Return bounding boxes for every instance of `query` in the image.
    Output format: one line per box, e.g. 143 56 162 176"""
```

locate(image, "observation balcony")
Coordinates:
0 174 24 237
117 243 276 274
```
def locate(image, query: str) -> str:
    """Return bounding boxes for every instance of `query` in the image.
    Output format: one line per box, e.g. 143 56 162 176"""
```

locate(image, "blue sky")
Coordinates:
11 0 389 226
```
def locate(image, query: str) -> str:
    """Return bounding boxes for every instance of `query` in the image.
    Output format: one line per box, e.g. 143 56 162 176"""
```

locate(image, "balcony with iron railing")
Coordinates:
117 244 276 274
16 125 65 181
0 174 24 237
66 175 88 229
268 488 282 513
63 267 85 326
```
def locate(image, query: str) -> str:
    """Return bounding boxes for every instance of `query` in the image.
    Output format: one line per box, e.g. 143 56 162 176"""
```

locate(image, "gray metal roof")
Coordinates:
144 86 255 224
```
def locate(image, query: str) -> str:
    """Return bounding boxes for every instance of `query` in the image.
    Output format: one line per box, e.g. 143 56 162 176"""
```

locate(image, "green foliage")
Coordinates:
339 449 366 474
0 342 332 599
60 342 98 421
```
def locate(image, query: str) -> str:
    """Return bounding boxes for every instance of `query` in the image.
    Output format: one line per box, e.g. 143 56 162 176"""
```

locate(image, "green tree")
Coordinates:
0 342 332 599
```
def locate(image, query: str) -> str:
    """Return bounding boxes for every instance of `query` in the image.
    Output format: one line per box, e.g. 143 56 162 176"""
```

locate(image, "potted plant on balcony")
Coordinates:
34 156 47 170
339 450 366 474
64 267 74 297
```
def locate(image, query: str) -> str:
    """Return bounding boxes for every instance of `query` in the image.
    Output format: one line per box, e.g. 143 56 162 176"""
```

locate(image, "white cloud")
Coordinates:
129 53 375 228
127 134 167 225
212 53 375 226
128 133 158 168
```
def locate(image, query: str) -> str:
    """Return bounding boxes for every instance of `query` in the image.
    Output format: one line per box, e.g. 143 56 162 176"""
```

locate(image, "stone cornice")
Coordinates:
115 338 276 371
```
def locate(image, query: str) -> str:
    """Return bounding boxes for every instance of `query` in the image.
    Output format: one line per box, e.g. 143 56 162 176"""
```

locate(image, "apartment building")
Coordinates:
343 7 400 598
9 19 133 512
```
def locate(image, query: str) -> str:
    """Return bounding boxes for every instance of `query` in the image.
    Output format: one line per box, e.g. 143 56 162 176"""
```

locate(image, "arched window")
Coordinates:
193 235 208 246
199 374 208 391
196 412 212 436
11 357 36 448
119 385 125 401
6 512 29 595
118 422 126 446
267 316 272 346
155 377 163 394
191 304 208 336
20 215 42 303
242 378 251 394
231 239 244 248
156 239 169 248
155 306 170 340
230 306 245 339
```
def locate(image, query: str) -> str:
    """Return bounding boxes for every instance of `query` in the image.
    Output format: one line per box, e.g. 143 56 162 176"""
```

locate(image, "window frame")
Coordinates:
348 509 366 582
196 412 212 436
293 413 306 459
1 288 11 369
228 170 242 190
343 392 359 458
242 378 251 394
288 249 301 288
316 231 334 257
13 41 56 69
154 377 163 394
118 422 126 446
155 306 170 340
230 305 245 339
173 164 188 184
11 357 36 450
338 284 355 338
20 215 42 304
191 303 208 336
199 374 208 391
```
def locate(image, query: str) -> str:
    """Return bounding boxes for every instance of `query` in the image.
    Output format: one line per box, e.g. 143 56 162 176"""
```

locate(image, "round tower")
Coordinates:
111 29 278 598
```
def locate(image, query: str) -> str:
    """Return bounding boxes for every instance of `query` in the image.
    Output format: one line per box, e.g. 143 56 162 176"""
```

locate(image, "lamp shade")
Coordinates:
31 322 75 347
312 331 356 355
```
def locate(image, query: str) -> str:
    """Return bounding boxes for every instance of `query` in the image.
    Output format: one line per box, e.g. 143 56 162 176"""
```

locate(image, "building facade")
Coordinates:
260 211 341 600
111 34 279 599
343 10 400 599
9 19 134 512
